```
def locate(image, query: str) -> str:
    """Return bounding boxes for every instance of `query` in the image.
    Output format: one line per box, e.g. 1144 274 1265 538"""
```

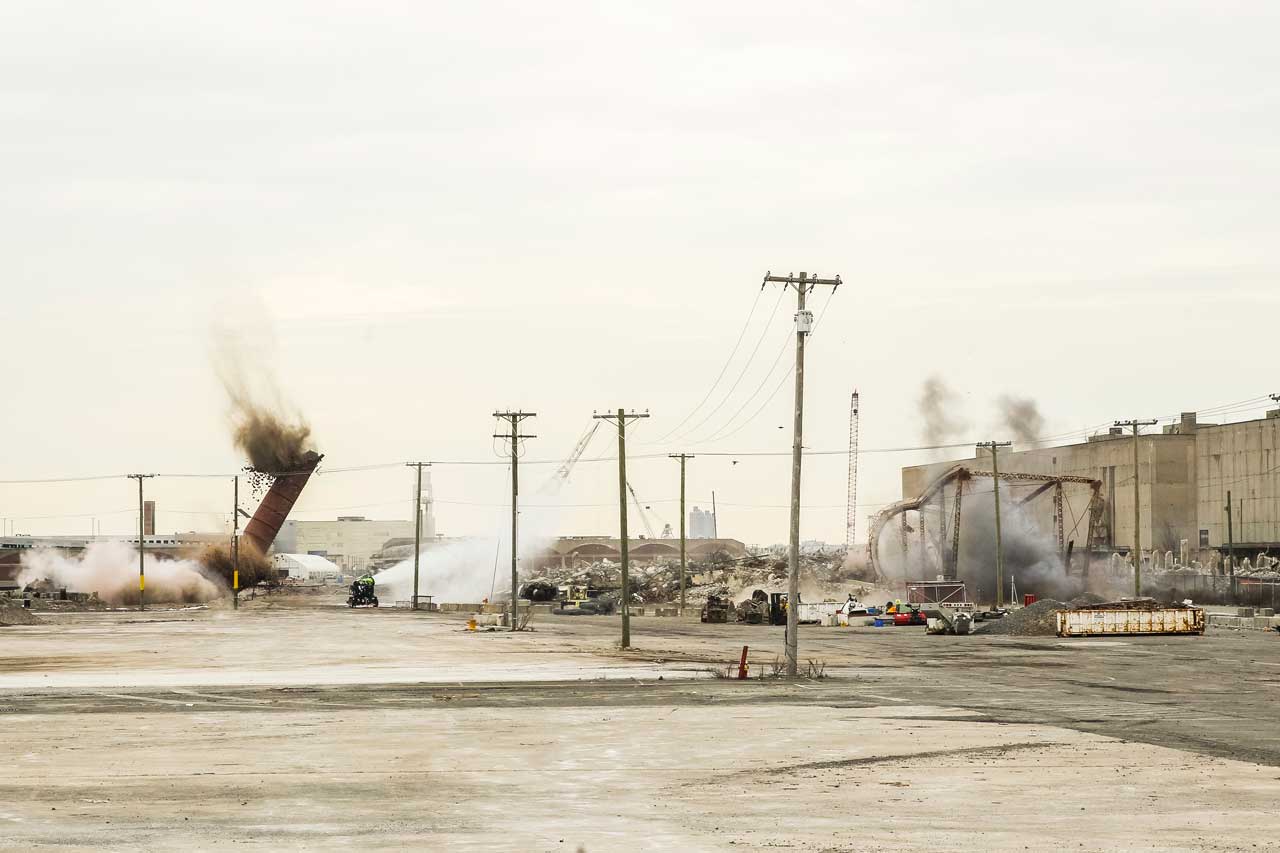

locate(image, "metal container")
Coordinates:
1056 607 1205 637
797 601 841 624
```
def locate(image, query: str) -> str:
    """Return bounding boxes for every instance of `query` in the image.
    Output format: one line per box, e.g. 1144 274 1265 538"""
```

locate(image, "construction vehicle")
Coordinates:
701 594 732 623
557 584 591 609
891 604 927 626
347 574 378 608
768 592 789 626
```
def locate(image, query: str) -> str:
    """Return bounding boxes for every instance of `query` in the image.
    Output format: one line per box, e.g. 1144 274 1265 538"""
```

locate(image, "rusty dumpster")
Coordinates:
1056 607 1205 637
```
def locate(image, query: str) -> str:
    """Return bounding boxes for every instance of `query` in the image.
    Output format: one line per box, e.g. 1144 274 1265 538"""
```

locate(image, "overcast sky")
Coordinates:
3 1 1278 545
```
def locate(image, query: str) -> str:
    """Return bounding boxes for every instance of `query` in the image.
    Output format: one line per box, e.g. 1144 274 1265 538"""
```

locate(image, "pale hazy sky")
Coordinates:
3 1 1278 545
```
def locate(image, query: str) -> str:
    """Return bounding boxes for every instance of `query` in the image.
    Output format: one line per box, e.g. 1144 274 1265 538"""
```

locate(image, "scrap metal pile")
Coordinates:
520 544 861 611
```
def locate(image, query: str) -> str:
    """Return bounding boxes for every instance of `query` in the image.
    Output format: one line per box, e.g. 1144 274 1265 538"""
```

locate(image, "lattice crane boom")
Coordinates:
846 390 860 550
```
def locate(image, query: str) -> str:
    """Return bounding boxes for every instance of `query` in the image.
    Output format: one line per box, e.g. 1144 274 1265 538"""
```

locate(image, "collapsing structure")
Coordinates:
869 464 1107 589
242 452 323 557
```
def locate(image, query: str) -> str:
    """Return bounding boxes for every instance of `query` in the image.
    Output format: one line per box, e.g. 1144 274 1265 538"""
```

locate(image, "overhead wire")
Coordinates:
662 287 788 443
651 287 766 443
694 288 837 444
3 393 1277 486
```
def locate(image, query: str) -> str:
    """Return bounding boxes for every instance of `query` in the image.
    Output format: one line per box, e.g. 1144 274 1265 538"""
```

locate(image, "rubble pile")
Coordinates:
0 599 41 626
980 599 1070 636
522 545 865 609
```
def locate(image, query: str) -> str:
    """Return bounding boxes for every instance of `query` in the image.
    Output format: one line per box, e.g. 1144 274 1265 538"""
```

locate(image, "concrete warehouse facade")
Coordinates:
902 409 1280 560
274 517 423 573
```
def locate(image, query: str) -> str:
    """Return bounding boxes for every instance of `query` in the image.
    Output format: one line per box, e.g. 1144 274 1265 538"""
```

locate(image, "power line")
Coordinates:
652 288 767 443
663 288 788 443
693 289 837 444
3 392 1276 486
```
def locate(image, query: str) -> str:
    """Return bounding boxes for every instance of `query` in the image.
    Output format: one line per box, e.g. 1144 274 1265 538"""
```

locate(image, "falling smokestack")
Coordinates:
214 330 322 558
241 451 323 557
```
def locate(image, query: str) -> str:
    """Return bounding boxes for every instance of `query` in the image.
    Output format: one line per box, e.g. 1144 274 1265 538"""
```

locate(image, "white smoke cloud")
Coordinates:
374 528 557 605
18 541 226 605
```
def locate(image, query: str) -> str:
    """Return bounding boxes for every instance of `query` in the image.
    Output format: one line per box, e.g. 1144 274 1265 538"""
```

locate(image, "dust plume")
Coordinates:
998 395 1045 447
917 376 967 445
198 543 277 589
375 517 557 604
872 494 1080 602
213 330 316 474
18 542 225 605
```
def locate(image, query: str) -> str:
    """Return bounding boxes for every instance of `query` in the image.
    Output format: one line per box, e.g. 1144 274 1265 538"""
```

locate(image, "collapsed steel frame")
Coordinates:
869 465 1107 582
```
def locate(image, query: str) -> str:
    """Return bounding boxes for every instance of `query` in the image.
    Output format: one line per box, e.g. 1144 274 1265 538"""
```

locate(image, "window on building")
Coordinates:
1199 529 1209 548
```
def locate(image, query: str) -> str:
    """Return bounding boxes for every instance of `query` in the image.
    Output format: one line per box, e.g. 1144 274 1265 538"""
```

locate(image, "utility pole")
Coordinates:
1115 419 1158 597
595 408 650 648
669 454 694 613
493 412 536 631
232 475 239 610
1226 489 1235 595
127 474 155 612
976 442 1012 609
763 271 841 677
406 462 432 610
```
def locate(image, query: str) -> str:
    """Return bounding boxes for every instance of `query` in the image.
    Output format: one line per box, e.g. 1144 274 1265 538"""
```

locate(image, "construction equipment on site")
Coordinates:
736 589 769 624
625 481 659 540
347 574 378 608
768 592 788 626
928 605 974 635
846 390 859 550
539 422 600 495
557 584 591 608
701 594 732 623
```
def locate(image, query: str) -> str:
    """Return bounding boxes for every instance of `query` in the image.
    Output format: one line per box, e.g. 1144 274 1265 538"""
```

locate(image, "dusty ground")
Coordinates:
1 602 1278 851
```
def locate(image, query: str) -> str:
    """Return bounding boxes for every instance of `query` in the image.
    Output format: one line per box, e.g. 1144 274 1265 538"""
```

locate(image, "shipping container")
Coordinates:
1056 607 1205 637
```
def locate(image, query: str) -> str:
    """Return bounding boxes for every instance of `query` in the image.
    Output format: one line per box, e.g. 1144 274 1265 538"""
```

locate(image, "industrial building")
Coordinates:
271 469 437 572
275 516 427 573
901 408 1280 562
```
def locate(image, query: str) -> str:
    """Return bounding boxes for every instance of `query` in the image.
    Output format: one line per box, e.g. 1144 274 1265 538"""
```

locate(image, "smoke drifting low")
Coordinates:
874 494 1081 602
19 542 225 605
377 538 507 604
214 332 316 474
918 376 967 445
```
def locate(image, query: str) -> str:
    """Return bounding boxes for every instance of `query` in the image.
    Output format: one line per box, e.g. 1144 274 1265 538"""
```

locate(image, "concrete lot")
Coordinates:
1 603 1278 851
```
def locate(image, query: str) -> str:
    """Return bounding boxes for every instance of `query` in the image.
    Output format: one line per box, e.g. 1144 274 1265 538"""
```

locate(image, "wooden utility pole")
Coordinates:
406 462 432 610
976 442 1012 608
232 475 239 610
493 412 535 630
669 453 694 613
595 409 650 648
1115 419 1158 597
127 474 155 612
763 271 841 677
1226 489 1235 595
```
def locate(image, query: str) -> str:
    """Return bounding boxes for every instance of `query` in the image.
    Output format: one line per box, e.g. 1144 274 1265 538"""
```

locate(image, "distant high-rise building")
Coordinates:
143 501 156 536
689 506 715 539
